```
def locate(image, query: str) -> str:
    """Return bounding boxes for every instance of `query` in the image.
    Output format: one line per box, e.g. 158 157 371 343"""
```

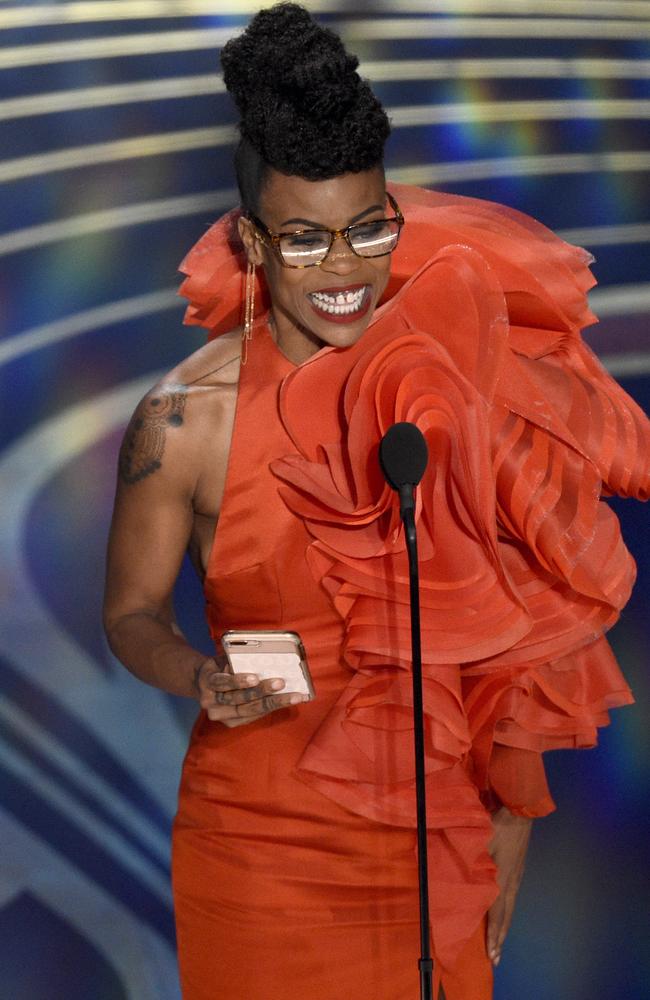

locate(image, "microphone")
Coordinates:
379 421 428 514
379 421 435 1000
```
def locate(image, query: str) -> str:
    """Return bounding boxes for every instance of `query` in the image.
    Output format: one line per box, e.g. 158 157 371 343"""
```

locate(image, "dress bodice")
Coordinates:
202 320 343 657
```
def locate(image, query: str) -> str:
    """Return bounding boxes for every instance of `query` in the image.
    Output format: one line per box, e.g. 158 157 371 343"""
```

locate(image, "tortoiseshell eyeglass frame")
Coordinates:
246 191 405 268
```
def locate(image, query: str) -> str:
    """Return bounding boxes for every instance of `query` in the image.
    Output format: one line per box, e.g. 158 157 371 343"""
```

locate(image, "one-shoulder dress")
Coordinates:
172 184 650 1000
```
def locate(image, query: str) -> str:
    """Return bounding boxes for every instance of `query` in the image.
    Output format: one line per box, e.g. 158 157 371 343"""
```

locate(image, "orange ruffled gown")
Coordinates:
172 184 650 1000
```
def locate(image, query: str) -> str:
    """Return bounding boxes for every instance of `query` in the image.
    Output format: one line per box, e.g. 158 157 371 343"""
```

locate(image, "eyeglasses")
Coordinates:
247 191 404 268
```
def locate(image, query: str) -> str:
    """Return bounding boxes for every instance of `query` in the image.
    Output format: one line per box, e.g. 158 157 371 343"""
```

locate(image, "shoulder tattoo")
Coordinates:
119 384 187 484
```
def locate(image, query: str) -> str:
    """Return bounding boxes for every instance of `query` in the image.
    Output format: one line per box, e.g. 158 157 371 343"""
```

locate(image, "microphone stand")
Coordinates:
398 484 435 1000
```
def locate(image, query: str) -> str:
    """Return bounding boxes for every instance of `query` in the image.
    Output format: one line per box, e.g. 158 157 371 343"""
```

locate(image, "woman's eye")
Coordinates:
354 221 388 239
285 233 327 249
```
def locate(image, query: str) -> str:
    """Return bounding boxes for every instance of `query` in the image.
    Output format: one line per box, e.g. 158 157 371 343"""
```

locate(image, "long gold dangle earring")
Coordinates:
241 258 255 366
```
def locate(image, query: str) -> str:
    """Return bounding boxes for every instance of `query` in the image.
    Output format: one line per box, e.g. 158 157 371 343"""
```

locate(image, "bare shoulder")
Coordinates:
118 331 242 488
170 329 242 391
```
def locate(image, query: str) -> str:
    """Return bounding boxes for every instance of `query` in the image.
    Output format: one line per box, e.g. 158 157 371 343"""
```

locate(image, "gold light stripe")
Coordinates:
0 75 226 121
589 283 650 316
3 60 650 122
388 151 650 185
0 126 236 183
365 57 650 81
599 352 650 377
0 28 236 69
390 98 650 128
0 292 183 366
2 18 649 68
3 101 649 185
0 189 237 257
344 17 650 40
557 223 650 247
1 1 648 30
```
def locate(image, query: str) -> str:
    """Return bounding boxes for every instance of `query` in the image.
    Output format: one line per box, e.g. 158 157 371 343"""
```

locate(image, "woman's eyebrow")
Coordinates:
279 204 385 228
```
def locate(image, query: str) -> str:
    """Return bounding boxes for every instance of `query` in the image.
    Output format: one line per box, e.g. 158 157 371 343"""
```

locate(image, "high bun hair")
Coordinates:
220 2 391 213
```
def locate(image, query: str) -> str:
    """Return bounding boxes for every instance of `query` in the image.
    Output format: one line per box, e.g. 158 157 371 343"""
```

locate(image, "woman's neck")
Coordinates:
268 311 324 365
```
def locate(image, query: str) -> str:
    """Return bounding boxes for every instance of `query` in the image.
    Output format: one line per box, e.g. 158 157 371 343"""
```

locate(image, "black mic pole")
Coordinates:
379 424 434 1000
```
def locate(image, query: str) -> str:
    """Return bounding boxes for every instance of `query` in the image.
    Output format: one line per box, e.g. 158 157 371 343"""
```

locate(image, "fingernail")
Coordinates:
289 693 302 704
270 679 284 690
494 955 501 967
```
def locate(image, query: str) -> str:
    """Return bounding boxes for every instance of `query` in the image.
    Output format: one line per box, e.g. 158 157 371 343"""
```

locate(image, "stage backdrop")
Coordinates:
1 2 648 998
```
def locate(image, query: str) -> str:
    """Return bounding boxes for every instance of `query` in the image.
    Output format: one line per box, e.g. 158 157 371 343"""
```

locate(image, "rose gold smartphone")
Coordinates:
221 630 315 699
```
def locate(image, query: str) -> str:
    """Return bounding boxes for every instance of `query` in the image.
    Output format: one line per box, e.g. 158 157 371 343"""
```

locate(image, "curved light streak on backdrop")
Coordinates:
3 1 649 29
1 3 648 998
3 58 650 124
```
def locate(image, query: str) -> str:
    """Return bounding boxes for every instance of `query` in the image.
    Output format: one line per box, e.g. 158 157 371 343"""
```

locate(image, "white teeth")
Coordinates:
309 287 367 315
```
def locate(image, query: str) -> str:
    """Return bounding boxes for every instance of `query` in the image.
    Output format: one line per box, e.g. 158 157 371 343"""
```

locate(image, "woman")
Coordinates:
103 5 650 999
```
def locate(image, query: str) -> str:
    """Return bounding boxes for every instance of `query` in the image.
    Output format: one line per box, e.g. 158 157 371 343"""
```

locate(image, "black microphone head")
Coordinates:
379 422 428 490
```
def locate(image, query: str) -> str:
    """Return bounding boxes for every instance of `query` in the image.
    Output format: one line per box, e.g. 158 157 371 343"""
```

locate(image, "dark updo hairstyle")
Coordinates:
220 2 391 213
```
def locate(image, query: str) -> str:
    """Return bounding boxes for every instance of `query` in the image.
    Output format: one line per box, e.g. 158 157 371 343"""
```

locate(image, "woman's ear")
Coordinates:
238 216 264 267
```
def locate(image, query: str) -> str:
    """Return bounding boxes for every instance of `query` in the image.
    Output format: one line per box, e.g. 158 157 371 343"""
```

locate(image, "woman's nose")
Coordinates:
320 235 360 274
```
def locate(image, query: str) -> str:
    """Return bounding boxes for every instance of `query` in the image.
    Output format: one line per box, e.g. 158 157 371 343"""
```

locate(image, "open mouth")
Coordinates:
307 284 372 323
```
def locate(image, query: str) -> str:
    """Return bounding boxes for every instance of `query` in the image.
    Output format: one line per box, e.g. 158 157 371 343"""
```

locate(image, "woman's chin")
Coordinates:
302 301 376 350
273 307 374 362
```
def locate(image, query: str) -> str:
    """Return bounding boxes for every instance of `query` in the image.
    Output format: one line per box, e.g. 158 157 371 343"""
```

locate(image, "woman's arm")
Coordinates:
103 381 306 723
103 382 207 696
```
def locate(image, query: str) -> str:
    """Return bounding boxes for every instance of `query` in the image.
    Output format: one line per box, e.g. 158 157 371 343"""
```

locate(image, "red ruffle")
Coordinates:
179 184 649 970
178 182 597 344
178 208 271 334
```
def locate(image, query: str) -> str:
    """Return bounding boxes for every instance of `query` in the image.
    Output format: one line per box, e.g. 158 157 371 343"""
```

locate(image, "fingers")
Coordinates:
487 902 504 966
487 892 515 966
214 689 307 723
196 661 309 725
204 671 289 705
212 677 283 705
207 687 307 725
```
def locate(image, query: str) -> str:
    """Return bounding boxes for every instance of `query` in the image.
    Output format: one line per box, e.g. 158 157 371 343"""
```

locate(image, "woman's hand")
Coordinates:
486 806 533 967
194 657 308 727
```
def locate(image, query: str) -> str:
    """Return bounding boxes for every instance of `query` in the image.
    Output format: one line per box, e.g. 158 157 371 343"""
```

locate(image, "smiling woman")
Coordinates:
102 5 650 1000
244 185 403 325
238 169 394 359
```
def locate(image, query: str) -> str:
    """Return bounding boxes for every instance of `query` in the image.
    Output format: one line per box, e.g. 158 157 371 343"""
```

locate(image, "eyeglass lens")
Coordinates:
279 220 400 266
